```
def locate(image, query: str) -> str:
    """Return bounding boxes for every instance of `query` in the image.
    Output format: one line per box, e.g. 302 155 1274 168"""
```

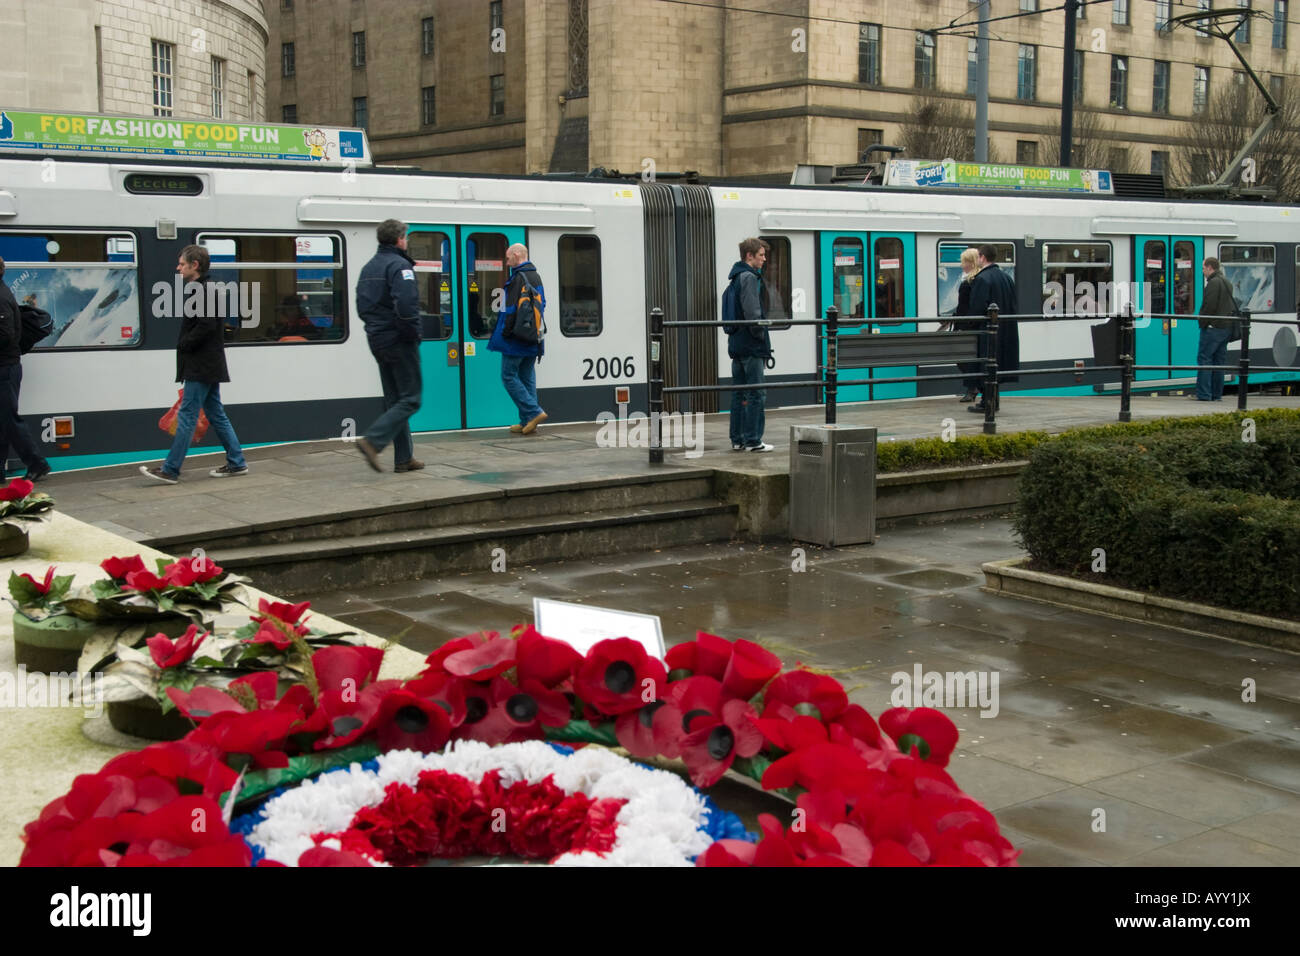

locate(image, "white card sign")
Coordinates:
532 598 666 661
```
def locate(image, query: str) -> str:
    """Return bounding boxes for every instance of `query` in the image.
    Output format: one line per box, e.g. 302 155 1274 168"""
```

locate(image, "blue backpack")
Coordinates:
721 277 740 334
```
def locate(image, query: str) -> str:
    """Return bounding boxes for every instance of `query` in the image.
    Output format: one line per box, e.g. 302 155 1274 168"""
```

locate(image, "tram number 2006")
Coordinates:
582 356 636 380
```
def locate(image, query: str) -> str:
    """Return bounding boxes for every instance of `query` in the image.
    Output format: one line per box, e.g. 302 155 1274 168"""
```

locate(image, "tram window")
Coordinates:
0 231 140 348
831 237 865 319
873 237 905 322
558 234 602 336
761 235 793 330
197 233 345 343
937 242 1014 316
1142 239 1168 314
1042 242 1112 314
1172 240 1197 315
408 231 452 340
1220 244 1276 313
466 232 507 339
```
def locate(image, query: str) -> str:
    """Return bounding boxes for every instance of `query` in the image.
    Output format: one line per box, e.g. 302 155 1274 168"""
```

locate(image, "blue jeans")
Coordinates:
729 356 766 447
0 363 44 478
501 354 543 423
1196 326 1232 401
365 344 421 464
162 381 246 477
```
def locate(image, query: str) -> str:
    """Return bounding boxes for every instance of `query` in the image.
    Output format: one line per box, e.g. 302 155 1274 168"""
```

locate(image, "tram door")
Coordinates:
818 232 917 401
1133 236 1202 383
406 225 524 430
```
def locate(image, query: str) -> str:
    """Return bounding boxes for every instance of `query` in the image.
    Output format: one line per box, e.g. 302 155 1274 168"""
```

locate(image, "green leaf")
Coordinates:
88 579 122 600
48 573 75 603
544 720 619 748
8 570 41 606
226 741 382 810
156 668 201 713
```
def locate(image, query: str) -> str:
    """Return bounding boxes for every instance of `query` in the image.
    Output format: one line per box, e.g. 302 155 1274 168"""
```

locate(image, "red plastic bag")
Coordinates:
158 389 210 442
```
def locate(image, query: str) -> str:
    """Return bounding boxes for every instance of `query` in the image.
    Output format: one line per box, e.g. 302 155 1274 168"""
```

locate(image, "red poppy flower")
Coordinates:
301 645 393 749
454 677 569 745
147 624 208 669
696 839 757 867
830 703 884 749
762 669 848 722
124 569 169 593
647 675 726 759
420 635 478 675
244 598 312 650
680 698 762 787
376 689 453 753
761 741 875 795
17 566 57 595
515 625 581 688
720 639 782 700
665 631 735 679
401 671 468 728
165 685 245 721
163 557 225 587
441 634 517 681
613 699 675 759
298 846 376 867
190 709 299 762
100 555 147 581
109 796 250 867
878 707 959 768
0 478 34 501
574 638 667 717
101 739 238 797
752 813 801 867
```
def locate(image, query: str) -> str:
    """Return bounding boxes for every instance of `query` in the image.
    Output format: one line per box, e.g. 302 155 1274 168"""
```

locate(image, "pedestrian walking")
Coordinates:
966 244 1020 413
0 257 51 482
489 243 547 434
140 245 247 483
355 219 425 472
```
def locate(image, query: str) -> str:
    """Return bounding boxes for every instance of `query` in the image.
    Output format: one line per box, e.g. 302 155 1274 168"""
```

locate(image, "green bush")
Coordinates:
1013 415 1300 617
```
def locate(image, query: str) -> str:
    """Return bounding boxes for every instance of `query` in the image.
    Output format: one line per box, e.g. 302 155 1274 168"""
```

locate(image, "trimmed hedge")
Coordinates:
1013 414 1300 618
877 406 1300 473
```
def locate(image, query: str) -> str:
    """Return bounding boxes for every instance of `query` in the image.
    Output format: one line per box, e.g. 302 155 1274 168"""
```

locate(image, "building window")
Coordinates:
422 17 435 56
249 71 259 116
353 31 366 68
914 32 935 90
1073 49 1084 103
1017 44 1036 100
568 0 589 94
1020 0 1036 9
1197 0 1211 38
353 96 367 130
1113 0 1129 25
1017 140 1038 164
490 74 505 116
857 127 885 161
858 23 881 85
968 39 978 95
1110 56 1127 109
282 0 292 8
282 42 295 78
1078 0 1086 18
210 57 224 118
1194 66 1209 114
558 235 603 336
1155 0 1171 30
1236 0 1252 42
1275 0 1288 48
422 86 436 126
1270 74 1285 100
151 40 173 116
1152 60 1170 113
282 104 297 124
1151 150 1169 176
490 0 503 33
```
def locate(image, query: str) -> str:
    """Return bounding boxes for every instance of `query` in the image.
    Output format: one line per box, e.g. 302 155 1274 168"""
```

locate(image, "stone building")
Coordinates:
1 0 267 122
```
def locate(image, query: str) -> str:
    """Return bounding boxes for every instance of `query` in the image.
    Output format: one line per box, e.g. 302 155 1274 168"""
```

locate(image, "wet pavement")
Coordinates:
298 516 1300 867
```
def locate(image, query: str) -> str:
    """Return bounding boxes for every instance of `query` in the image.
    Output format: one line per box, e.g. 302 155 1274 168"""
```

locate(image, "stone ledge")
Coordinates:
981 556 1300 653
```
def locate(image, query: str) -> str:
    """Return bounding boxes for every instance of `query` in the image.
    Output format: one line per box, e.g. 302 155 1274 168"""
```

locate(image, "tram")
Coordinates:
1 108 1296 470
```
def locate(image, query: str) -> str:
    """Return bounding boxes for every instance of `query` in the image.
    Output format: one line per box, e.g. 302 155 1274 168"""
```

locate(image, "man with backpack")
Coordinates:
723 238 773 452
490 243 547 434
0 257 52 482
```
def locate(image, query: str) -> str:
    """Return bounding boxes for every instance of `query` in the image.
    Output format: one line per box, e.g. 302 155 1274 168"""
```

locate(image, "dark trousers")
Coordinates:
364 343 422 465
0 363 45 479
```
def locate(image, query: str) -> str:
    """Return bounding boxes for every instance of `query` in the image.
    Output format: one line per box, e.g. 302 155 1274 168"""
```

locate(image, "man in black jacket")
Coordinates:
0 257 51 482
965 244 1021 413
140 244 248 483
355 219 423 471
1194 256 1237 402
725 238 774 452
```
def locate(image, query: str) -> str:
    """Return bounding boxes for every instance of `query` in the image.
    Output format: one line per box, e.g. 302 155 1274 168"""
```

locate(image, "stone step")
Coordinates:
147 472 716 553
208 498 739 595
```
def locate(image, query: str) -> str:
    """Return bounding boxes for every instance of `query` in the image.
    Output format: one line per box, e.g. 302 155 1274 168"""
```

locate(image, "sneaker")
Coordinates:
140 465 179 484
521 411 548 435
357 437 382 472
25 460 52 482
509 424 524 434
747 442 775 453
209 464 248 478
732 444 745 451
395 459 425 472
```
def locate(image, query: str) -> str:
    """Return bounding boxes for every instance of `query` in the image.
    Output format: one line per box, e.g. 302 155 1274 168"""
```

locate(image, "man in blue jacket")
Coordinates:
725 238 773 452
489 243 547 434
355 219 424 472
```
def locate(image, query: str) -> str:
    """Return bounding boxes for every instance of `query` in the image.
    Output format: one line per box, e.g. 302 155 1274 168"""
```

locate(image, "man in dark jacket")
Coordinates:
965 244 1021 413
140 245 247 483
725 238 773 452
355 219 424 471
1195 256 1237 402
488 243 547 434
0 257 51 482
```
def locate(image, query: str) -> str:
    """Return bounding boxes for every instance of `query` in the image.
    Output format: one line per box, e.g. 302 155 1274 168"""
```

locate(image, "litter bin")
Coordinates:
789 424 876 547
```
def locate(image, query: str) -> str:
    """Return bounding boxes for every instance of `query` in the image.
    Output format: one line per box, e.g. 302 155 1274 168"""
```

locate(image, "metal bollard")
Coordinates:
824 306 839 426
983 304 999 435
648 307 664 465
1118 304 1134 423
1236 309 1251 411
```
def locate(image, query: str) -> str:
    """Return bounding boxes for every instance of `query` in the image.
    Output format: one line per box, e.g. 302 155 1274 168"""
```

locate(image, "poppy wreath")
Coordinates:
19 624 1019 867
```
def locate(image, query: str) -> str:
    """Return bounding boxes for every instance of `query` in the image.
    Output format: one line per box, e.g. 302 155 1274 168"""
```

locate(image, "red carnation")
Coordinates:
147 624 208 669
574 638 667 717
